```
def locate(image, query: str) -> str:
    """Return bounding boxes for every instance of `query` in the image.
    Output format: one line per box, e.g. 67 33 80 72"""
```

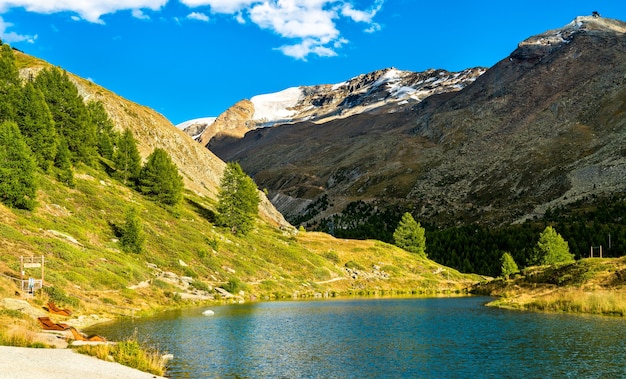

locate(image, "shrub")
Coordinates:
345 260 364 270
119 207 145 254
222 277 244 294
41 286 79 307
322 250 340 263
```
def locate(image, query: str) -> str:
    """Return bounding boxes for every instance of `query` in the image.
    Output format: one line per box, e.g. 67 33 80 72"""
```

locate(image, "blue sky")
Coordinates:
1 1 624 125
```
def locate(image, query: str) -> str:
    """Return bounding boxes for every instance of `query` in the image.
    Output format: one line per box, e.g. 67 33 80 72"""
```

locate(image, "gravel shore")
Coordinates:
0 346 166 379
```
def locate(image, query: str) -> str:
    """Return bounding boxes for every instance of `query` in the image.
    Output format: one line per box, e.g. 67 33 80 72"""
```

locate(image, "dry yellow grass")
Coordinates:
74 334 167 376
481 257 626 316
527 288 626 316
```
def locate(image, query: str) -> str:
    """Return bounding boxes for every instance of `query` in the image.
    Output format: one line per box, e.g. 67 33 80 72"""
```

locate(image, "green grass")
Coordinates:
0 162 477 324
479 257 626 316
74 333 167 376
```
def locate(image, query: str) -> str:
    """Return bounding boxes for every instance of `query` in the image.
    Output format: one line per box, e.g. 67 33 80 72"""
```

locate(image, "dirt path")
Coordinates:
0 346 165 379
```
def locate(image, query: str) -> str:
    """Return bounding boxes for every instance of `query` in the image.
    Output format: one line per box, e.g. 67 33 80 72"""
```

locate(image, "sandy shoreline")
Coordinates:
0 346 166 379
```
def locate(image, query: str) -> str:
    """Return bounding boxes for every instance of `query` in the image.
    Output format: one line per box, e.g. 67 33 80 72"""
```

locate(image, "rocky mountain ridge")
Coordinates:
205 15 626 230
179 66 485 145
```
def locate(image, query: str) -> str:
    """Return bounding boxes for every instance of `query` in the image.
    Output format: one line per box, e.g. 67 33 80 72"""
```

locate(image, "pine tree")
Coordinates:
16 82 58 172
119 207 145 254
533 226 574 265
0 43 21 122
54 137 75 188
393 212 427 257
87 101 116 160
112 129 141 185
34 67 97 165
138 148 184 206
217 162 260 235
500 252 519 279
0 121 37 210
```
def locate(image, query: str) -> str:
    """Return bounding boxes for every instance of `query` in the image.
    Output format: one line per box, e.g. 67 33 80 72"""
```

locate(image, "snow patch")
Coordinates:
331 81 347 90
251 87 303 123
176 117 216 130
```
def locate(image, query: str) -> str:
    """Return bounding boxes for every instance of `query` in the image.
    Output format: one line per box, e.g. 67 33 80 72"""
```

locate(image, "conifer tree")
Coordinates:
34 67 97 164
87 101 116 160
119 207 145 254
500 252 519 279
393 212 427 257
54 137 75 188
138 148 184 206
0 121 37 210
216 162 260 235
112 129 141 185
533 226 574 265
17 82 57 172
0 43 21 122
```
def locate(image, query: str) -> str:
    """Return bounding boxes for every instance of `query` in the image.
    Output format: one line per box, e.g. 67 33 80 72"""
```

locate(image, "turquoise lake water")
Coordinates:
87 296 626 378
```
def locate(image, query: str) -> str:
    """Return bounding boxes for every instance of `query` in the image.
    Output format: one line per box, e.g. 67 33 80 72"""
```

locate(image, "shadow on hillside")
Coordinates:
108 221 123 238
187 198 218 223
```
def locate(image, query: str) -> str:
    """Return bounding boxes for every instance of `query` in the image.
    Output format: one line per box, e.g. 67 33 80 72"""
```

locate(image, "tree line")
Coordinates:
391 213 574 278
316 194 626 277
0 41 262 255
0 42 184 211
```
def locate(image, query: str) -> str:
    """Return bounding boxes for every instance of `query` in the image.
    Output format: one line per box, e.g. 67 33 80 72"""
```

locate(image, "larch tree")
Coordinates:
119 207 145 254
500 252 519 279
54 137 74 188
138 148 184 206
113 129 141 186
217 162 260 235
34 67 97 165
393 212 427 257
0 43 21 122
17 82 58 172
533 226 574 265
0 121 37 210
88 101 116 160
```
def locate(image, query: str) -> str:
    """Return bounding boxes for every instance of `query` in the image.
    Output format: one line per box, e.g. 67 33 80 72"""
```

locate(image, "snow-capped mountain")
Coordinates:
180 67 486 144
205 15 626 229
250 67 486 126
176 117 216 140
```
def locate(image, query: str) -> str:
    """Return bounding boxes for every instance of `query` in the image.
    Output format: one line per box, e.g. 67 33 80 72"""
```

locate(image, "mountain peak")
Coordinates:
519 15 626 49
244 66 485 127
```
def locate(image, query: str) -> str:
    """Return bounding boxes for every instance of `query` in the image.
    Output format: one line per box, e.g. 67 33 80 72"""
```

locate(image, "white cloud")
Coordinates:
0 0 167 23
180 0 258 14
364 23 381 33
187 12 210 22
278 38 338 60
132 9 151 20
0 17 36 43
249 2 339 41
181 1 385 59
235 12 246 24
341 0 383 23
0 0 385 59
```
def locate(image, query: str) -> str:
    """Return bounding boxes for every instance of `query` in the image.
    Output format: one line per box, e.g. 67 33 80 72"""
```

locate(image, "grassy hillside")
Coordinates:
0 155 478 321
473 257 626 316
0 47 480 354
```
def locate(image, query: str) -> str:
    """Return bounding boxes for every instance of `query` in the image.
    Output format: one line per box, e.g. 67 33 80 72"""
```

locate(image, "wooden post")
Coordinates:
41 255 44 288
590 246 593 258
600 246 603 258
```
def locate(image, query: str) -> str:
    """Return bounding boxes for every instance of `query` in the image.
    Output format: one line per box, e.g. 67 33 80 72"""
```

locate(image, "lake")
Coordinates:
86 296 626 378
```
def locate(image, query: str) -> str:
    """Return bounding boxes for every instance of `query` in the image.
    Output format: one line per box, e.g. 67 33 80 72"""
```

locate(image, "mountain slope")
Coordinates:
0 48 480 327
181 67 485 146
16 52 290 228
206 15 626 228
